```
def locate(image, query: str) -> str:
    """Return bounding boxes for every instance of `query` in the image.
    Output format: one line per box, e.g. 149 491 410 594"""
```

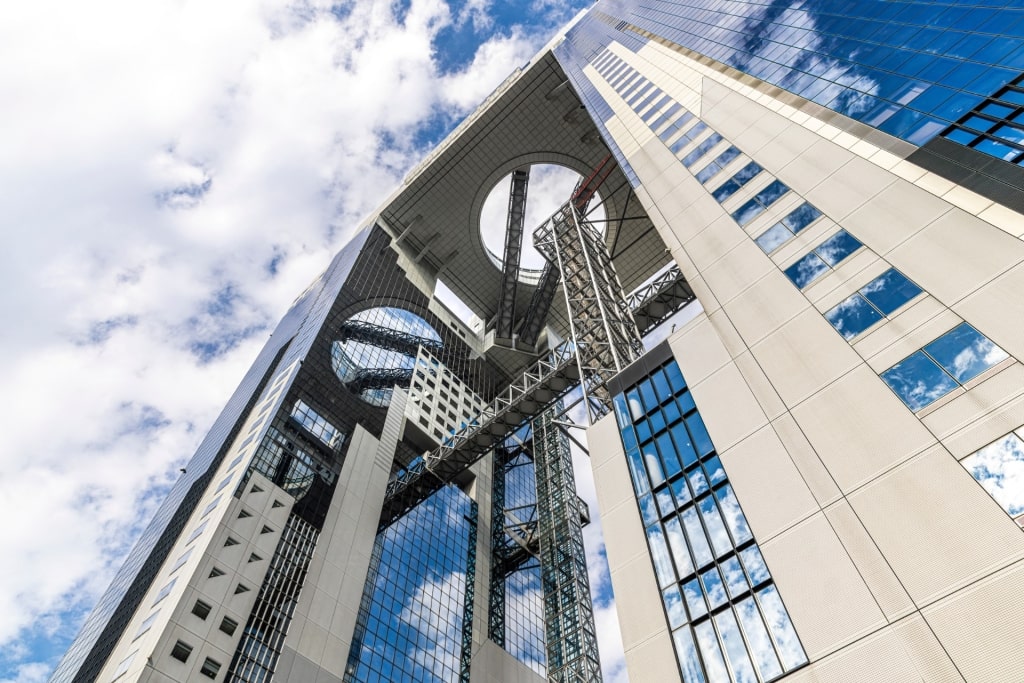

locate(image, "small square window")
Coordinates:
170 640 193 663
200 657 222 679
220 616 239 636
962 432 1024 520
192 600 212 620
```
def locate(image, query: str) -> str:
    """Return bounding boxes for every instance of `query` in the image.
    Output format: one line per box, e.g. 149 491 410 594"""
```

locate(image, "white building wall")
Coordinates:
586 35 1024 681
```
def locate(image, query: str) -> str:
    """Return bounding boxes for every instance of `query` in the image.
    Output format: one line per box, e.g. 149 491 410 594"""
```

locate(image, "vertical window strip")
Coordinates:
613 362 807 682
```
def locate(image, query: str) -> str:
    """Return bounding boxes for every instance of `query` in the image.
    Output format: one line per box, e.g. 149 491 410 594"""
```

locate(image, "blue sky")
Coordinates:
0 1 639 682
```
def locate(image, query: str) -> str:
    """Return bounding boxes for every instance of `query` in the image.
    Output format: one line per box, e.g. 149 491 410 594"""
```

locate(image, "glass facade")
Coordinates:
613 360 806 682
345 486 477 683
560 0 1024 164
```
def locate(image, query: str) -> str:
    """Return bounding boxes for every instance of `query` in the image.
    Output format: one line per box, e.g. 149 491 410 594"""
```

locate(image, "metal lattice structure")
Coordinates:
533 201 645 422
338 319 445 357
496 168 531 341
627 265 694 336
517 260 560 347
533 408 602 683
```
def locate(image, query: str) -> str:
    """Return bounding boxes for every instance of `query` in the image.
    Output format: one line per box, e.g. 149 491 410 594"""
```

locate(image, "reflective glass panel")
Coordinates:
962 432 1024 517
881 350 958 410
923 323 1009 384
825 293 884 340
784 253 829 288
859 269 922 315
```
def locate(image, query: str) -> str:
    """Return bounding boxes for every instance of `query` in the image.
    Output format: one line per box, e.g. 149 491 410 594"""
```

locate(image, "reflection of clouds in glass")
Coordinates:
701 567 727 609
737 597 783 680
716 609 758 683
695 621 730 682
881 352 957 411
717 484 753 545
663 585 687 629
964 433 1024 517
923 323 1008 384
757 585 808 669
755 223 791 253
785 253 828 288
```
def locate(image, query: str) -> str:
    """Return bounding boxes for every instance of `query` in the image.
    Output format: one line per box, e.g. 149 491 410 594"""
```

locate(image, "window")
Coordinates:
613 361 807 681
170 640 193 663
214 474 233 494
111 651 137 680
169 547 194 575
682 132 724 167
784 230 863 288
192 599 212 620
962 431 1024 525
152 577 177 607
695 146 741 183
669 121 709 155
882 323 1010 410
201 496 222 519
186 519 209 545
825 269 923 340
132 610 160 641
200 657 222 679
731 179 790 225
754 202 823 253
220 616 239 636
290 399 345 450
711 161 763 203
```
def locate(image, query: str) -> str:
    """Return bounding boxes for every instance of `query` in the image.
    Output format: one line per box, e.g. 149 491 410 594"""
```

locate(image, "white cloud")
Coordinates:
0 0 599 676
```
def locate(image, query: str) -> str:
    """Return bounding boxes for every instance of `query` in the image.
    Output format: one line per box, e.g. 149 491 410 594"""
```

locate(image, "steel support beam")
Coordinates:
496 168 530 341
517 260 560 347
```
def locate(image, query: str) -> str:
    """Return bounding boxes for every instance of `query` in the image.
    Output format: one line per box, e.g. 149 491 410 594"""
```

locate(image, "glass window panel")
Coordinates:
701 566 728 610
688 467 710 497
665 516 695 577
626 449 651 496
664 585 688 630
650 409 666 435
676 390 696 415
613 394 631 430
694 621 730 683
699 496 734 557
784 253 829 288
682 577 707 621
712 179 741 203
736 597 784 681
639 493 660 526
639 379 659 410
664 399 682 425
703 456 727 486
756 179 790 207
720 556 748 599
732 198 766 226
974 137 1020 161
665 363 687 392
671 477 692 507
671 421 699 468
686 414 715 457
673 628 708 683
962 433 1024 517
881 350 958 411
757 586 808 670
716 484 753 545
824 293 884 340
651 368 672 400
754 223 792 253
992 124 1024 145
814 230 862 267
860 269 922 315
646 523 677 588
739 546 770 586
681 506 714 568
644 444 666 488
625 389 645 421
923 323 1010 384
656 487 676 517
620 423 638 453
636 418 652 444
715 610 758 683
658 432 683 478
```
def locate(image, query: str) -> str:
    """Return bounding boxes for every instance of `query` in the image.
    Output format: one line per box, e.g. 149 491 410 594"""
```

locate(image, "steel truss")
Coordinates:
337 319 445 357
496 169 531 341
533 408 602 683
533 200 645 423
627 265 694 336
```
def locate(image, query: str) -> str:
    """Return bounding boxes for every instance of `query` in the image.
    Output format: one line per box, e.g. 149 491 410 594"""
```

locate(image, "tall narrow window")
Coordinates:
614 361 807 681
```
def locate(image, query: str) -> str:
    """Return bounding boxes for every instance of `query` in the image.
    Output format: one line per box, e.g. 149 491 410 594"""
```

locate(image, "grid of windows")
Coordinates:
614 361 806 682
943 73 1024 163
290 399 345 451
962 429 1024 527
881 322 1011 411
824 269 923 340
226 514 319 683
345 486 475 683
783 230 863 288
569 1 1024 164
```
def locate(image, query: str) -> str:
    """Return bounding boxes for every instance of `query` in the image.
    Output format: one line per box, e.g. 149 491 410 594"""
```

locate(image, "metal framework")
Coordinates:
344 367 414 393
533 408 602 683
627 265 694 336
338 319 445 357
533 200 644 422
496 168 531 341
517 260 560 347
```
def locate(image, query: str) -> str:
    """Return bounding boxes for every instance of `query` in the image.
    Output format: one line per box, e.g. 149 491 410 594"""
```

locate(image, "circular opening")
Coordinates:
331 307 442 407
480 164 607 284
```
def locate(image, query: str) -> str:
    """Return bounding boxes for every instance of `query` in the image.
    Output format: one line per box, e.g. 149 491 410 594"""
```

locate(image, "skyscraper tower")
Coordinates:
54 2 1024 682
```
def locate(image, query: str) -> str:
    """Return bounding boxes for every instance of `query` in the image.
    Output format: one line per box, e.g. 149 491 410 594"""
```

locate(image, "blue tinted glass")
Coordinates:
923 323 1009 384
732 198 766 226
755 179 789 208
686 414 715 457
784 253 829 288
975 137 1020 161
755 223 792 253
656 487 676 517
671 477 691 507
713 180 741 203
993 125 1024 145
682 576 707 621
683 132 724 167
824 294 884 340
881 351 958 410
651 368 672 399
644 444 666 487
732 161 762 185
664 362 687 392
814 230 862 266
640 493 660 526
696 163 720 184
860 269 922 315
658 432 683 479
780 203 822 233
639 378 658 410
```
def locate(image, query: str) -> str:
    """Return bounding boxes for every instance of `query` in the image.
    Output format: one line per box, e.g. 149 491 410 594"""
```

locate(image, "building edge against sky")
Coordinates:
53 1 1024 682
